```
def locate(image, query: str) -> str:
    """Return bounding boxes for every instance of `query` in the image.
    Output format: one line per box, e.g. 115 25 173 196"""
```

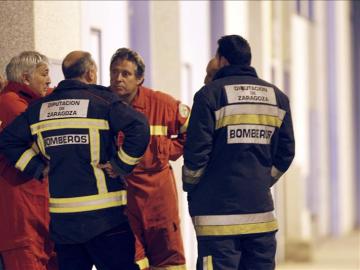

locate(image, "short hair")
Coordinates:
217 35 252 65
110 48 145 78
62 52 95 79
6 51 49 83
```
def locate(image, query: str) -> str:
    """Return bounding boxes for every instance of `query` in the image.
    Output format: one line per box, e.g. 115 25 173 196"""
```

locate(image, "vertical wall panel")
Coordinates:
128 1 152 86
351 0 360 227
81 1 128 86
209 1 224 56
334 1 356 233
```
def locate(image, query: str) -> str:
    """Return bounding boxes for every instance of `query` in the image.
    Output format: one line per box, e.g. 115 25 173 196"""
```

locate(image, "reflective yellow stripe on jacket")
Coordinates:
31 118 109 195
30 118 109 134
215 104 286 130
193 211 278 236
89 128 107 193
151 265 187 270
182 165 206 184
118 147 142 166
150 125 168 136
49 190 126 213
203 256 213 270
15 143 40 171
136 257 149 270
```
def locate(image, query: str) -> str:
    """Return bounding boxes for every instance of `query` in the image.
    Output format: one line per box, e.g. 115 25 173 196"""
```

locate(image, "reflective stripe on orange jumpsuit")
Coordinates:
118 86 189 269
0 82 57 270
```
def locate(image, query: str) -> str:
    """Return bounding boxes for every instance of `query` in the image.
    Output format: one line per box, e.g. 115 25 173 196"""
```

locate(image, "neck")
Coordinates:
121 87 138 105
72 76 90 85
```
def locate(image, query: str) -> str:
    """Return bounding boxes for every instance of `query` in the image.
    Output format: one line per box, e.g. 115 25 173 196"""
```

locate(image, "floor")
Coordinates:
277 230 360 270
90 230 360 270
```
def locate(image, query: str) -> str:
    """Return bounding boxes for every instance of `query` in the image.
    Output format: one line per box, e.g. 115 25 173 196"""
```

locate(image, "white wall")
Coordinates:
179 1 211 268
80 1 129 86
333 1 355 235
312 0 331 238
287 14 312 242
179 1 211 105
149 1 181 99
34 1 82 60
224 1 249 39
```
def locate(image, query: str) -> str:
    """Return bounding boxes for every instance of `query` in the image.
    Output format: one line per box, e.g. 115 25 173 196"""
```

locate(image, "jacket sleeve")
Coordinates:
0 112 46 180
0 97 32 181
271 96 295 185
108 101 150 176
182 89 214 192
168 102 191 161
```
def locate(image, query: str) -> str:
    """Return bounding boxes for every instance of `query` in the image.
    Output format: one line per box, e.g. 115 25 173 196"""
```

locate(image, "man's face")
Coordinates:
89 63 98 84
27 63 51 97
110 59 143 102
204 58 219 85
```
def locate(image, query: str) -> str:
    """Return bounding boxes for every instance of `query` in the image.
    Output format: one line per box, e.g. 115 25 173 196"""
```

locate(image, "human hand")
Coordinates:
0 74 7 92
42 165 50 178
97 161 119 178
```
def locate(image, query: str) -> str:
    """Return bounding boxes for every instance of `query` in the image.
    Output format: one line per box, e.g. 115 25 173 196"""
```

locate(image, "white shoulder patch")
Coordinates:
179 103 190 118
39 99 89 120
224 84 276 105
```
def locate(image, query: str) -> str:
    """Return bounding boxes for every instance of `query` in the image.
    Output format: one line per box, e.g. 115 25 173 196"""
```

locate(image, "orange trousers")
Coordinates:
127 168 186 270
0 246 57 270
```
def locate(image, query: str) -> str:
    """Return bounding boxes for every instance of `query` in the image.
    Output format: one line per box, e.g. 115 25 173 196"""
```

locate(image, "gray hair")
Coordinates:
6 51 49 83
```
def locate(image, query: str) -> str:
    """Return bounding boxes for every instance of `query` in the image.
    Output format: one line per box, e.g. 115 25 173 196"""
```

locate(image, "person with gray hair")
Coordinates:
0 50 150 270
0 51 57 270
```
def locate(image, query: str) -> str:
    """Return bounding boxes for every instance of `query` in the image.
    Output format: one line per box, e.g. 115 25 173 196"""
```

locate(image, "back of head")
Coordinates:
6 51 49 83
217 35 252 66
110 48 145 79
62 51 96 80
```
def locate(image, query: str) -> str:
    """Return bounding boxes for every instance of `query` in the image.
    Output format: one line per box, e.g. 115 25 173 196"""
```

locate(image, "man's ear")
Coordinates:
136 76 144 86
219 56 229 67
89 69 96 83
85 69 96 84
21 73 31 85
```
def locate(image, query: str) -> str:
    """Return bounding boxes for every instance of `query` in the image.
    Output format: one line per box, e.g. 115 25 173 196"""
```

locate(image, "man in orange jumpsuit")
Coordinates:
109 48 189 270
0 51 57 270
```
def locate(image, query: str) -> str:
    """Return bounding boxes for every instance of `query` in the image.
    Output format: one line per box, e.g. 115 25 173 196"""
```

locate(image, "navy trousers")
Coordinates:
197 232 277 270
55 222 139 270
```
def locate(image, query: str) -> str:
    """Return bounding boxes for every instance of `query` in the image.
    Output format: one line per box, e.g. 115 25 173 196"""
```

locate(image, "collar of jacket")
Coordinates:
54 79 109 92
54 79 91 92
2 81 41 101
131 85 148 110
212 65 258 81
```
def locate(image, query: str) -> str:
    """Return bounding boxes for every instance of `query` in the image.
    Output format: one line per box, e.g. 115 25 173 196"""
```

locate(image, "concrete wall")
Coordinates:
34 1 81 61
81 1 129 85
0 1 34 75
150 1 181 99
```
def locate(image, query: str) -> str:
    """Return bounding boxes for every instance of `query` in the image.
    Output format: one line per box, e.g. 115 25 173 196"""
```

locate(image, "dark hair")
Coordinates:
110 48 145 78
217 35 252 65
62 52 94 79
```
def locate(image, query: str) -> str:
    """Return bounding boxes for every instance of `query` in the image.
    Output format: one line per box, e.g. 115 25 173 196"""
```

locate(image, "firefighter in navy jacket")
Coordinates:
0 51 150 270
183 35 295 270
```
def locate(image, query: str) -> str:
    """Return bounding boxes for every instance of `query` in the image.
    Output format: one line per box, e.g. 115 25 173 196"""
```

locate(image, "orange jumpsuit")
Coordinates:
0 82 57 270
118 86 189 270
